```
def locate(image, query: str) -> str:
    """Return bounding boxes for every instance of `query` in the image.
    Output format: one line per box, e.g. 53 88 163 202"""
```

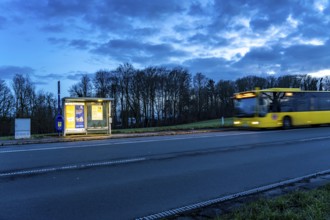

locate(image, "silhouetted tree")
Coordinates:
69 74 93 97
12 74 35 117
93 70 111 97
0 79 14 118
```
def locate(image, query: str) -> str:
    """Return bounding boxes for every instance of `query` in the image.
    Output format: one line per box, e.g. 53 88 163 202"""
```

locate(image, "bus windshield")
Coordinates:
234 98 257 117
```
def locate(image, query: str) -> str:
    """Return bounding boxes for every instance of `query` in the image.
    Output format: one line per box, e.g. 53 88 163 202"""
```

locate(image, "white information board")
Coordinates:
15 118 31 139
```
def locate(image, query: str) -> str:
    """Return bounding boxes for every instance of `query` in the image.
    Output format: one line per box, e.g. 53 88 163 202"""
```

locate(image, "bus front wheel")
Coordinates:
283 116 292 129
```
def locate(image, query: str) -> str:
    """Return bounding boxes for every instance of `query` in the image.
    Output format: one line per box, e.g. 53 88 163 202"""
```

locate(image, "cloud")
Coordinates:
40 23 65 32
69 39 93 50
65 72 94 81
91 39 188 64
183 57 237 81
233 38 330 76
1 0 330 90
0 66 35 80
48 37 68 46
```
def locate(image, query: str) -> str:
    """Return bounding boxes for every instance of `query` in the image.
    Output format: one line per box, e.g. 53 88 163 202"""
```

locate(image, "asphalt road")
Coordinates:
1 127 330 219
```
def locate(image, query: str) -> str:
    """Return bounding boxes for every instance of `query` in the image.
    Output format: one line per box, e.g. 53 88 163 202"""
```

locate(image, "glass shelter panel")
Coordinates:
86 102 109 129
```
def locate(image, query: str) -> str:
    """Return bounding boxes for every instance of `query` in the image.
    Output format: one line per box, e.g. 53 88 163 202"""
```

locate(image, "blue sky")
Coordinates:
1 0 330 96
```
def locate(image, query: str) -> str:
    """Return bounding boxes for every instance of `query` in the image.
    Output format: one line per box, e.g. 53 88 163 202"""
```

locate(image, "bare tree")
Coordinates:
216 80 235 117
0 79 14 118
93 70 111 97
12 74 35 117
235 75 267 92
276 75 301 88
300 75 318 90
31 91 57 134
323 76 330 91
115 63 135 128
69 74 93 97
192 73 208 120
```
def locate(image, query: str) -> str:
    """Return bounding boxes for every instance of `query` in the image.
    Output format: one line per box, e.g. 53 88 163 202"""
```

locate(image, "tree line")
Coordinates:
1 63 329 135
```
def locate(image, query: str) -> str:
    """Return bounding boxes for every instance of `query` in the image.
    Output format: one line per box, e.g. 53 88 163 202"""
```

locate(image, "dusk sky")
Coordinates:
1 0 330 96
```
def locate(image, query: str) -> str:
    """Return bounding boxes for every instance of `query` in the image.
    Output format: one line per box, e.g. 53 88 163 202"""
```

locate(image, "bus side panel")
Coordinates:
290 112 312 126
313 111 330 125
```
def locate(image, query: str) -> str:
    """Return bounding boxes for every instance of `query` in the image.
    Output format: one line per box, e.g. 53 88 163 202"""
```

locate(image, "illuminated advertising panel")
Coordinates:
65 105 75 129
92 105 103 120
75 105 84 128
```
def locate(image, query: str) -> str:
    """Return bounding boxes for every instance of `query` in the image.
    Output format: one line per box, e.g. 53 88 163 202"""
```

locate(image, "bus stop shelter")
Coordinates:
62 97 113 136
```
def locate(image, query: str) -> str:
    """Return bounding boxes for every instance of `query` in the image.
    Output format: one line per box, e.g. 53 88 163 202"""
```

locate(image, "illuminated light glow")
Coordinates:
234 121 241 125
236 92 256 99
251 121 259 125
285 92 293 97
308 69 330 78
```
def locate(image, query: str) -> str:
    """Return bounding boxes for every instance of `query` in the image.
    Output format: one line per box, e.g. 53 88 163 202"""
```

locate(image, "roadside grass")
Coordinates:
112 118 233 134
0 133 60 141
0 118 233 139
217 183 330 220
0 136 12 141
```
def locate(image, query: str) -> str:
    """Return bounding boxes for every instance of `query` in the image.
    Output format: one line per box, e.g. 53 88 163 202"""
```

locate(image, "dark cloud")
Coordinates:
0 66 35 80
7 0 91 19
250 18 270 32
183 57 237 81
234 39 330 76
282 40 330 72
99 0 184 19
47 37 68 46
188 34 229 47
35 73 65 81
1 0 330 87
91 39 188 64
66 72 94 81
188 2 209 16
40 23 65 32
69 39 93 50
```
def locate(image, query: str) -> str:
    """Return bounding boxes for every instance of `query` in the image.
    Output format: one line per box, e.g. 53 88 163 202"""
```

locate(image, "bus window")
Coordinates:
234 98 257 117
258 97 268 116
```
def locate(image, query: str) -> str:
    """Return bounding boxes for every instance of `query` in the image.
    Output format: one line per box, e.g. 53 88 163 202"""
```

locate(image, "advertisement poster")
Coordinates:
92 105 103 120
75 105 84 128
65 105 75 129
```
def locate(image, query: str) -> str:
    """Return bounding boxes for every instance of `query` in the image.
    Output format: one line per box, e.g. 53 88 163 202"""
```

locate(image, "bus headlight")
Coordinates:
234 121 241 125
251 121 260 125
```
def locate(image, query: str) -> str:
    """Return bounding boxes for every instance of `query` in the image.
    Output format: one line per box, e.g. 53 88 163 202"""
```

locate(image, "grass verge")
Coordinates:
112 118 233 134
217 183 330 220
0 118 233 139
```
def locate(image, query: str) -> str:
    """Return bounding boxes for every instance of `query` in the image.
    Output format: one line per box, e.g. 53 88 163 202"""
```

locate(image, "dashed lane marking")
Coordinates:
0 157 146 178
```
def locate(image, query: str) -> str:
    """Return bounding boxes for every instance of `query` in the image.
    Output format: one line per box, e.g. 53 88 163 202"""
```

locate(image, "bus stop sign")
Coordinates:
55 115 64 132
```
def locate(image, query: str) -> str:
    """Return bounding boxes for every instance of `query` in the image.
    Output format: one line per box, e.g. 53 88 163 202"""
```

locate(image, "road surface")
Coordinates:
1 127 330 219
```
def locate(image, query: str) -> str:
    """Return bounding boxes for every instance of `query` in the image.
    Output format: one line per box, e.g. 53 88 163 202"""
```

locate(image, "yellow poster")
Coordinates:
92 105 103 120
65 105 75 129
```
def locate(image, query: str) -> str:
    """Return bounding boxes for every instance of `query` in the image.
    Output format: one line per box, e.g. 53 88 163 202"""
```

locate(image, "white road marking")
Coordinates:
0 157 146 177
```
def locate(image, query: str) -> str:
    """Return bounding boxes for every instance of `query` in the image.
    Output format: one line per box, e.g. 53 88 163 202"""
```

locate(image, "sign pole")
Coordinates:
55 81 64 136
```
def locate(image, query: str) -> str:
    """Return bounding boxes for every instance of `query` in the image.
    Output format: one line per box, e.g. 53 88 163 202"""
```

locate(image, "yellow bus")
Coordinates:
233 88 330 129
